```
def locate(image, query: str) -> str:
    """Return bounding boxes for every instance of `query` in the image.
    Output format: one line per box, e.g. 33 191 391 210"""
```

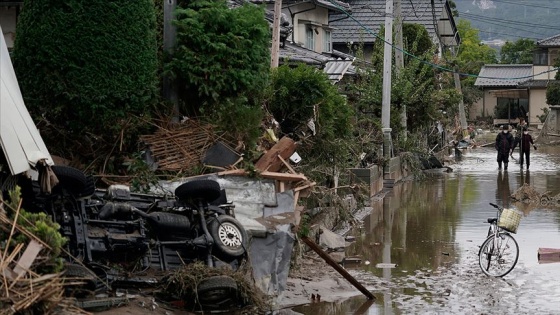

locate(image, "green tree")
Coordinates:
13 0 158 138
167 0 269 139
352 24 459 137
453 19 497 115
455 19 498 85
500 39 536 64
546 58 560 105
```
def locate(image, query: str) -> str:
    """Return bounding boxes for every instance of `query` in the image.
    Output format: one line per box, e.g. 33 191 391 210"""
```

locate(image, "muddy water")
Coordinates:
293 146 560 315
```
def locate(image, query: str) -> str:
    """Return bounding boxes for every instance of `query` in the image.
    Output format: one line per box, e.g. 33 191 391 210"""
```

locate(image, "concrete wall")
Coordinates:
528 88 548 125
349 165 383 198
470 90 496 119
278 4 330 53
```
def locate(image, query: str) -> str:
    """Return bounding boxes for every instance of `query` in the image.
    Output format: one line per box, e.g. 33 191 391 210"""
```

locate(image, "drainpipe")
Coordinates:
287 3 317 44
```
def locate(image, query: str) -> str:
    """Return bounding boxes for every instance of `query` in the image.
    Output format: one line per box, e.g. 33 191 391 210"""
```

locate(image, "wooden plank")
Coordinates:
261 171 307 182
12 240 44 277
301 236 375 300
254 137 297 172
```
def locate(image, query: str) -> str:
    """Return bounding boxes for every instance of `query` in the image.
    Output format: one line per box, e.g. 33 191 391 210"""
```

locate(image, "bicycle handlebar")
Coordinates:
489 202 503 211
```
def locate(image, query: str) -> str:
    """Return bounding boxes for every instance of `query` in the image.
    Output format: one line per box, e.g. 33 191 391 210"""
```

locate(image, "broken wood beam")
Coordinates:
254 137 297 172
277 154 297 174
301 236 375 300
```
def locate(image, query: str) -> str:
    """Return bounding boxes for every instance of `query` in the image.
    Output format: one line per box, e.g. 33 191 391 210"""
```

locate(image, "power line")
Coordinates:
490 0 560 10
459 15 557 37
459 12 560 31
476 30 540 41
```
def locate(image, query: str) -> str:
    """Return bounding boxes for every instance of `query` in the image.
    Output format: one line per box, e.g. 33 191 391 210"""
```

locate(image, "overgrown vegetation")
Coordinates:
167 0 270 147
13 0 158 172
265 64 355 186
160 262 271 313
1 186 67 273
546 57 560 106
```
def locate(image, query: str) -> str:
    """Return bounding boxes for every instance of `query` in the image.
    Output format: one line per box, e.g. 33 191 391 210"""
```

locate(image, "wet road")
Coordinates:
293 146 560 315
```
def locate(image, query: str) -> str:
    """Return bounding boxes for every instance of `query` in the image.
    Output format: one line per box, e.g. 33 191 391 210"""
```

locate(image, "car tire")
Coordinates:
52 165 88 196
175 179 221 203
208 215 248 259
197 275 239 308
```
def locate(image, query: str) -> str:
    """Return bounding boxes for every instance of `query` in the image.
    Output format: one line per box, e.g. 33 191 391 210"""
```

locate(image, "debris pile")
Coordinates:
0 196 88 315
160 262 271 314
511 184 560 208
140 120 230 171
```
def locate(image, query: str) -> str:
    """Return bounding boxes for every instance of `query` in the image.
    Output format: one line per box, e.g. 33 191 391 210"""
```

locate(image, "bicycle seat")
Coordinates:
487 218 497 224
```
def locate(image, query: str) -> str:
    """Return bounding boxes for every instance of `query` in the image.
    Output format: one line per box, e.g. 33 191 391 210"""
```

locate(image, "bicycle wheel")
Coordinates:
478 232 519 277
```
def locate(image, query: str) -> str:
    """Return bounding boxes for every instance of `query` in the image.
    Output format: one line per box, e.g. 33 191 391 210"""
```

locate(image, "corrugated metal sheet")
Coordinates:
280 43 354 83
330 0 459 46
474 64 533 87
0 25 53 175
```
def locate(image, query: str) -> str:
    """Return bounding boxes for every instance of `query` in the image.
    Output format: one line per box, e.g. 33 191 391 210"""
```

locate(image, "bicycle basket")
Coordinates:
498 208 522 233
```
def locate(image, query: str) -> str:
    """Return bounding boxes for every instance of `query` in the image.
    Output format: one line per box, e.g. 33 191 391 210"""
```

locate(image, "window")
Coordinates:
323 29 332 53
305 26 315 50
533 48 547 65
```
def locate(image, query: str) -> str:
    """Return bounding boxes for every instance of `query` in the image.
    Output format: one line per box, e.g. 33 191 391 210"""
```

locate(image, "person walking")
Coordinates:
512 127 537 169
495 125 514 170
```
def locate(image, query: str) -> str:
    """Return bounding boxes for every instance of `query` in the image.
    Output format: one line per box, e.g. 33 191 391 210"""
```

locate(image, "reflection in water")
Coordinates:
519 170 531 186
496 171 511 208
292 161 560 314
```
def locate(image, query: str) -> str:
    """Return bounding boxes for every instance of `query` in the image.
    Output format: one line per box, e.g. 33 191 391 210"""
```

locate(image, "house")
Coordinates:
472 34 560 127
472 64 532 125
0 0 23 49
329 0 460 58
256 0 355 83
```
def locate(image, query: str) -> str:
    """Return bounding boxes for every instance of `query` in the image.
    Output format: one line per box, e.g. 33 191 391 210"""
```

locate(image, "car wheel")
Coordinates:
175 179 221 203
208 215 248 259
52 165 88 196
197 275 239 308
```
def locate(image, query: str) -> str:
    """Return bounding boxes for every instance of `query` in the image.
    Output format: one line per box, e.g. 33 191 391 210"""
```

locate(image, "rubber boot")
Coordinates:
504 162 508 170
498 162 502 170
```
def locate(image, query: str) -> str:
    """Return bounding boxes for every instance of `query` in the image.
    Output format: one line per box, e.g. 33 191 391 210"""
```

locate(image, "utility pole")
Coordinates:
394 0 406 140
452 47 468 138
270 0 282 68
163 0 179 120
381 0 394 159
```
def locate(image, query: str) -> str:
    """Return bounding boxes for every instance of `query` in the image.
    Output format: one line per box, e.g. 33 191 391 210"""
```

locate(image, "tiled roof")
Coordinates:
474 64 533 87
537 34 560 47
330 0 457 45
518 79 550 88
280 43 354 82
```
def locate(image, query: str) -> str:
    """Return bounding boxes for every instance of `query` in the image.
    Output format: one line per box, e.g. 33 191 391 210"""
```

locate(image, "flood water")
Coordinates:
292 145 560 314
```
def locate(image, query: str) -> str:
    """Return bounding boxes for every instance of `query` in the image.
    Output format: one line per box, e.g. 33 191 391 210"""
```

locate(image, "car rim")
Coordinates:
218 222 242 247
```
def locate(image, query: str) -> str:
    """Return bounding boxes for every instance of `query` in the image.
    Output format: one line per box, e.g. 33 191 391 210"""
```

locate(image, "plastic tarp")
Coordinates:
0 26 52 175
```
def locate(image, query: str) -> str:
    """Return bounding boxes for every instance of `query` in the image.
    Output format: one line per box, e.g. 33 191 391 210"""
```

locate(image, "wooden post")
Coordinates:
301 236 375 300
270 0 282 68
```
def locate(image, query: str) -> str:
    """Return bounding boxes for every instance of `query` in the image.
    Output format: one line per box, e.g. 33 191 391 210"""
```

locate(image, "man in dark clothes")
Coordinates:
495 125 514 170
512 127 537 169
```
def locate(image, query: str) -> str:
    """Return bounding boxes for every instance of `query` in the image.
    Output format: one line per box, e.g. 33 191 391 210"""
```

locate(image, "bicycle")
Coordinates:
478 203 521 277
